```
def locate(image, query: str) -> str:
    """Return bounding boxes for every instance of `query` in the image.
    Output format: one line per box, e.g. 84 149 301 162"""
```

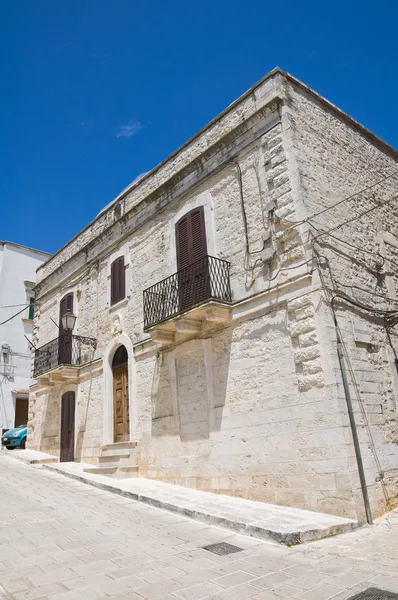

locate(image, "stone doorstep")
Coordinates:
41 461 358 546
3 448 58 465
83 465 139 479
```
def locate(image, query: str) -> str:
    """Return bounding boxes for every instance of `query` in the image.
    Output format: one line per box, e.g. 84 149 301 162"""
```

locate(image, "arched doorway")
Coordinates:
112 345 130 442
60 391 75 462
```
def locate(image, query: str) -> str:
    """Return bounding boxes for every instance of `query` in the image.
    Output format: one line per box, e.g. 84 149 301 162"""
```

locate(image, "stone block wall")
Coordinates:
286 80 398 519
134 303 358 518
28 368 103 464
29 70 397 520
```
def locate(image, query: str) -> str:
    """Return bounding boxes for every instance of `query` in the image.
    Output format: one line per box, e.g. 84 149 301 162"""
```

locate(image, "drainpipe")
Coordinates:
331 297 373 525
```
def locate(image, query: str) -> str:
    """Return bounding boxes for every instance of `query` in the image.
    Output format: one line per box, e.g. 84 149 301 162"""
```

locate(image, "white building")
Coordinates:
0 241 50 433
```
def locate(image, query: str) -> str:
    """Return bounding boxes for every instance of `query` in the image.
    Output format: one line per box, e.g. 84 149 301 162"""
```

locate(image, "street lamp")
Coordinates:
61 309 76 333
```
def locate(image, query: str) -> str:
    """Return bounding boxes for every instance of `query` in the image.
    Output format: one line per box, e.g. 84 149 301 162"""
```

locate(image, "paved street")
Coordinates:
1 454 398 600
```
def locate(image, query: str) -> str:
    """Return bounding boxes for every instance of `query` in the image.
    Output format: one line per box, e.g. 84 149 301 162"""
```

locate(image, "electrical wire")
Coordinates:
312 193 398 243
0 305 31 326
281 168 398 231
309 222 385 264
316 254 393 516
334 281 398 307
0 303 33 310
309 169 398 222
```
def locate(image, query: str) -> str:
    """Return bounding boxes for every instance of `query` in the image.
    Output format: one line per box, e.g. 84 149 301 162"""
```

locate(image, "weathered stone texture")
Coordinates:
29 69 398 521
287 83 398 519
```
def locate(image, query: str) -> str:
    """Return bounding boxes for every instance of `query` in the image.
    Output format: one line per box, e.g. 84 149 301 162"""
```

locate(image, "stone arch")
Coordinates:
103 333 136 445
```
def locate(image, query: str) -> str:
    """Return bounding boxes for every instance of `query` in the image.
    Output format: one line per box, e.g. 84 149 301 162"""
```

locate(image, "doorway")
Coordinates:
14 397 28 427
112 345 129 443
60 391 75 462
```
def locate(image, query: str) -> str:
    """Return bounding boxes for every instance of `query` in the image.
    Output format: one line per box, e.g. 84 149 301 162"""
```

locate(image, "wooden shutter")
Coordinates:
60 391 75 463
190 207 207 263
176 207 207 270
59 293 73 331
28 297 35 321
111 256 125 305
59 293 74 365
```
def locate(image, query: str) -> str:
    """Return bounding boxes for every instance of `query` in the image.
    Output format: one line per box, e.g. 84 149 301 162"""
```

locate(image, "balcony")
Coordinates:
143 255 232 345
33 335 97 383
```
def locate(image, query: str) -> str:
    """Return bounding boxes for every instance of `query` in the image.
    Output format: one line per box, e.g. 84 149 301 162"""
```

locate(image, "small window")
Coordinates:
28 297 35 321
24 281 35 321
111 256 126 305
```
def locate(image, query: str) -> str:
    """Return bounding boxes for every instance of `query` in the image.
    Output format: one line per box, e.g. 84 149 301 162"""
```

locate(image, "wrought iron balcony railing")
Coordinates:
143 255 232 330
33 335 97 378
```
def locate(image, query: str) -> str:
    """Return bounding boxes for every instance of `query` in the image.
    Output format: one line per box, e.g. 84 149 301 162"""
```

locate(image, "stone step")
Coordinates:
100 448 134 457
98 454 133 468
98 450 131 463
5 449 59 465
82 465 138 479
116 466 139 479
83 466 117 476
100 441 137 453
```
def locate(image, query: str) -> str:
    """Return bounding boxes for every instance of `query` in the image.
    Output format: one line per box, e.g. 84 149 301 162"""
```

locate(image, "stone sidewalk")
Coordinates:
41 459 356 545
1 454 398 600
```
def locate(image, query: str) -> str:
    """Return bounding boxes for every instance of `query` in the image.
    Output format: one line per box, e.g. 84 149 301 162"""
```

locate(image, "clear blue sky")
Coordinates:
2 0 397 254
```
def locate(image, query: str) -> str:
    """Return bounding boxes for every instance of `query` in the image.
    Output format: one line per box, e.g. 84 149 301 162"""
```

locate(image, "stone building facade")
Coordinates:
28 68 398 522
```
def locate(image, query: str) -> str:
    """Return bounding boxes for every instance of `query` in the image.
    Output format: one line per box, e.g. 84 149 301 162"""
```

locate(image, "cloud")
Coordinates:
114 120 142 138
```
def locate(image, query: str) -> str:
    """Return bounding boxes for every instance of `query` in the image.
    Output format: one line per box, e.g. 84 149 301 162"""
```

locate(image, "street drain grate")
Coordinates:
202 542 243 556
348 588 398 600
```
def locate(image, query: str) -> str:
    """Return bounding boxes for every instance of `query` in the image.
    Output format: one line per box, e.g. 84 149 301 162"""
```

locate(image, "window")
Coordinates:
24 281 35 321
111 256 126 305
28 297 35 321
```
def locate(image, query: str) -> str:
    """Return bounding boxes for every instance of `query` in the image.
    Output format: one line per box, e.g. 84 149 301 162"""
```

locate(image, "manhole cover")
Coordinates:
348 588 398 600
202 542 243 556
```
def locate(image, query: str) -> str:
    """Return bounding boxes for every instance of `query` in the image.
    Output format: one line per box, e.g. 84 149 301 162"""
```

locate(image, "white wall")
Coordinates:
0 242 50 431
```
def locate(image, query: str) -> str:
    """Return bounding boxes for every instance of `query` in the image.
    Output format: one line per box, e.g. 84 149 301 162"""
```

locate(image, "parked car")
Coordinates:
1 425 27 449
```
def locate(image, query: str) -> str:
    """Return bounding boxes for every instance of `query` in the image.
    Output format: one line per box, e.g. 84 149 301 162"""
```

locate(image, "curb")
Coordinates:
43 463 358 546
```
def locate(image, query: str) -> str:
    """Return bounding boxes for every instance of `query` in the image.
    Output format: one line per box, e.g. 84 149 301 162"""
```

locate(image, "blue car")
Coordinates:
1 425 27 449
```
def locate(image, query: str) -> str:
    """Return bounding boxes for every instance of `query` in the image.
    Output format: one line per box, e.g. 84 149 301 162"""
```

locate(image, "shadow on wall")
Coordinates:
151 330 232 442
39 387 61 455
75 363 97 460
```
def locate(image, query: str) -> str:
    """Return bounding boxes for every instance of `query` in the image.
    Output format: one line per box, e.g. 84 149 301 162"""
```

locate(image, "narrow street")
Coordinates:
1 455 398 600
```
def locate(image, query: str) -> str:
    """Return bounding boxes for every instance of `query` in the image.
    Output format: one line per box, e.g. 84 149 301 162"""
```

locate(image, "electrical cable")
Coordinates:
312 194 398 243
331 287 398 317
309 222 385 265
0 303 33 310
316 256 391 520
282 168 398 231
334 281 398 307
0 305 31 326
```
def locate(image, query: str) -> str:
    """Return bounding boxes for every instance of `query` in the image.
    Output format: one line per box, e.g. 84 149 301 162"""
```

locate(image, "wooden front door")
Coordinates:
60 391 75 462
59 293 73 365
14 397 28 427
176 206 209 310
113 364 129 442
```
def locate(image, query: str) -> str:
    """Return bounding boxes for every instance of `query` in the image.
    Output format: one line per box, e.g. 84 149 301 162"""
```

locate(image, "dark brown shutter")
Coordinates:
190 207 207 262
60 391 75 463
59 293 73 331
176 214 190 270
59 293 74 365
176 207 207 270
111 257 125 305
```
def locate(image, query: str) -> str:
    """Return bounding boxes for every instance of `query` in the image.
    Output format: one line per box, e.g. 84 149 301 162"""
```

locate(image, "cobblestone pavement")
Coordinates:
1 455 398 600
